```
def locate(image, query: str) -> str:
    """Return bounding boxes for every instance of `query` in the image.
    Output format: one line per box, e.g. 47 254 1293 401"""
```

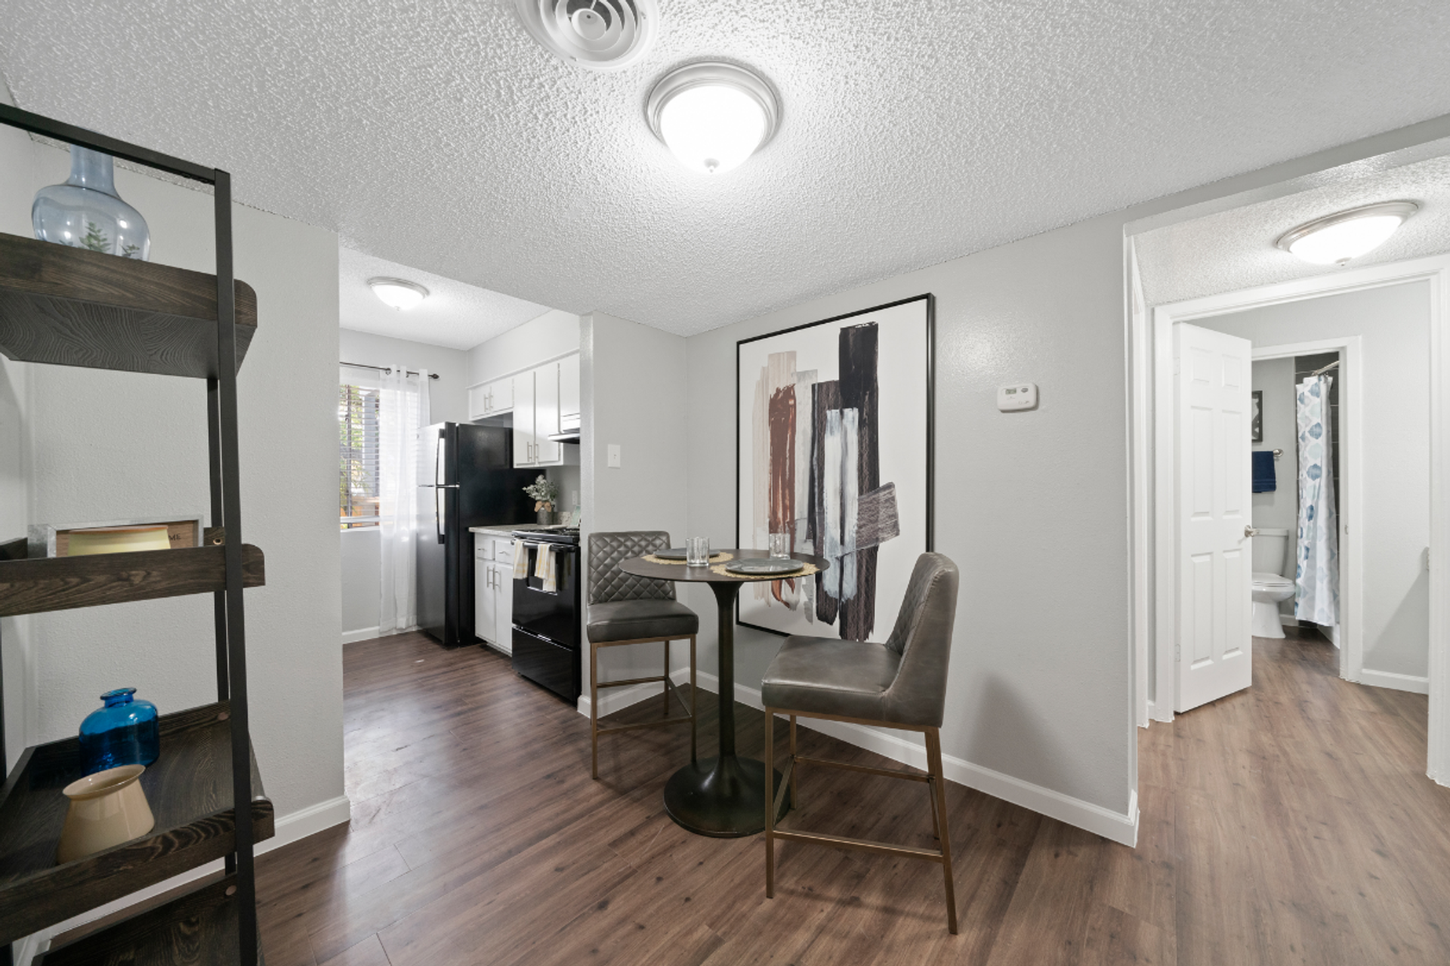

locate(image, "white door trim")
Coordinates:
1131 253 1450 787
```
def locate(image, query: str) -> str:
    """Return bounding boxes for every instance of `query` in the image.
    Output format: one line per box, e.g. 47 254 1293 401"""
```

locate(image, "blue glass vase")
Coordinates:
32 147 151 260
79 688 160 775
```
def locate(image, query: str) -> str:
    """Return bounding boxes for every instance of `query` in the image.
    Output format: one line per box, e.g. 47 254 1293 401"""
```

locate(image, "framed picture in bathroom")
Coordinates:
1251 390 1263 442
735 293 934 641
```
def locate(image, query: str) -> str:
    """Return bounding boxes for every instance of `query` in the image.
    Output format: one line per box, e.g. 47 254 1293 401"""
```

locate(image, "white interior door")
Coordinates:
1176 322 1253 712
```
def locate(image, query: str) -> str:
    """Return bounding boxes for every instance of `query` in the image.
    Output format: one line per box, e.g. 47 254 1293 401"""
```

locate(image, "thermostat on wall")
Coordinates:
997 383 1038 412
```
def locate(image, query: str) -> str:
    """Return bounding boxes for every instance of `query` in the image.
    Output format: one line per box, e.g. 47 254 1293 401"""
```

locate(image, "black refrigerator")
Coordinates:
416 422 535 645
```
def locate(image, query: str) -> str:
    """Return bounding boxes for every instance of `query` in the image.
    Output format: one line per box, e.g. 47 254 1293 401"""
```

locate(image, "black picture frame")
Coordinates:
734 293 935 638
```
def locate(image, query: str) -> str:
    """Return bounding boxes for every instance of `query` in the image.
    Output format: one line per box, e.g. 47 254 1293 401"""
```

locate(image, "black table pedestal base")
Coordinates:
664 755 787 838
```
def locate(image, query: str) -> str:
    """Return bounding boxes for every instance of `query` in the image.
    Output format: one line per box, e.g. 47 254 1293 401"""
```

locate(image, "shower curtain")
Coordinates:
1294 374 1339 627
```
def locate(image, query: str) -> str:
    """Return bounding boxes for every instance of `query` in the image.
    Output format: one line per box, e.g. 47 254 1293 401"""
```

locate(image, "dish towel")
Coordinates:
1251 450 1276 493
512 540 529 580
534 543 557 593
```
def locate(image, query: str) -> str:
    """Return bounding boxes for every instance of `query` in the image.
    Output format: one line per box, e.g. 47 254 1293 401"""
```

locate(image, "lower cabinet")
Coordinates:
474 535 515 653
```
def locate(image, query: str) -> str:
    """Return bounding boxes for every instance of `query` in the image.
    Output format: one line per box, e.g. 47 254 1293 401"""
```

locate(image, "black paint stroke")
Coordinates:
810 378 839 627
838 323 879 641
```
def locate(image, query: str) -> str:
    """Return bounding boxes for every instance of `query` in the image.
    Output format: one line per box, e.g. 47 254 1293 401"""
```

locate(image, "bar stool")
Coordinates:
761 552 961 933
586 531 699 780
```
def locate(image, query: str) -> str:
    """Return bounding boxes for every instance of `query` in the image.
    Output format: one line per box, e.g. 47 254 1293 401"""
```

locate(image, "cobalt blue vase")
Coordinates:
79 688 160 775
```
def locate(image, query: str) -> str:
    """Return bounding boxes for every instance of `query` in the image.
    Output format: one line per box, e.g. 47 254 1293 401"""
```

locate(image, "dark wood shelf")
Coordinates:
0 544 265 618
0 702 273 944
35 874 255 966
0 232 258 378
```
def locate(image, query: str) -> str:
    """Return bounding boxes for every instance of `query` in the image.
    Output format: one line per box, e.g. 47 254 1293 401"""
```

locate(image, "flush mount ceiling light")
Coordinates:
368 277 429 311
513 0 657 71
646 62 779 175
1275 201 1419 266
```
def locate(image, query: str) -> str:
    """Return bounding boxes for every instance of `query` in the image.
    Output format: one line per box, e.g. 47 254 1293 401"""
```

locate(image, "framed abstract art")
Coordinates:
736 294 934 640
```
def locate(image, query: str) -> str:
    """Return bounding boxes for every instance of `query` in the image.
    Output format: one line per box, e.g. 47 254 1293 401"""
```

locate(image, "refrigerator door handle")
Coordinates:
436 486 444 544
435 432 445 487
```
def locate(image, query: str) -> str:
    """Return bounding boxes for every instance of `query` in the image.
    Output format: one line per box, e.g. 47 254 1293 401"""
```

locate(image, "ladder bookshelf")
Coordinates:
0 103 268 966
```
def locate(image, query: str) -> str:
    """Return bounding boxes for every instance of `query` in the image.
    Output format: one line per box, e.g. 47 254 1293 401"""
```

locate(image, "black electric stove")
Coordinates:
509 527 581 702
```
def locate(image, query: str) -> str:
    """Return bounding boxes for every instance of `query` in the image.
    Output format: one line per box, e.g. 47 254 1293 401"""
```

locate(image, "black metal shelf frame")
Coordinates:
0 102 259 966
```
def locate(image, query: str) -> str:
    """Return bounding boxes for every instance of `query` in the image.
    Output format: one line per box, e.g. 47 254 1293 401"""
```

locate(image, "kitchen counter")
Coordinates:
470 523 539 536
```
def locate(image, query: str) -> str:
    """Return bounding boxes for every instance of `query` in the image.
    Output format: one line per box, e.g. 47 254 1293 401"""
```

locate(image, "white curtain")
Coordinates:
1294 374 1339 627
378 366 430 634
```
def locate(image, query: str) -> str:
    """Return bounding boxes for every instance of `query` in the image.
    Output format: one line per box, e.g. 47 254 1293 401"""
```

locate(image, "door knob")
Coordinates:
1244 526 1259 538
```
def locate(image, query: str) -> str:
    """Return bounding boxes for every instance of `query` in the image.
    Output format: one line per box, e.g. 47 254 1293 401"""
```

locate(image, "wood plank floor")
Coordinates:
255 630 1450 965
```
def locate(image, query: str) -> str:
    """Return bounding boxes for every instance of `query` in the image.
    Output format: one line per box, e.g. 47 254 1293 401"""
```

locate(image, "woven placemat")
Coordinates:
643 552 734 565
710 561 820 580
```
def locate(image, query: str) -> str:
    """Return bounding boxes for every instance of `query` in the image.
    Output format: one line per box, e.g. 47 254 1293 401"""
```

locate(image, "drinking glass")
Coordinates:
686 536 710 567
768 533 790 558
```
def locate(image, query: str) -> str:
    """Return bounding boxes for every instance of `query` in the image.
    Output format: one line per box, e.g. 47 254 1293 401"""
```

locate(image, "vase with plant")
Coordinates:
524 474 559 525
32 147 151 260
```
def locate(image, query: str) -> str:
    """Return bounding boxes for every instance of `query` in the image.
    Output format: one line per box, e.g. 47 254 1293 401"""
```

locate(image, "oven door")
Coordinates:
511 542 580 648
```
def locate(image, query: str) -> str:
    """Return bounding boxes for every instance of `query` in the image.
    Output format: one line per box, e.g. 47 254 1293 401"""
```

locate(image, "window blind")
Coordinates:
339 383 381 528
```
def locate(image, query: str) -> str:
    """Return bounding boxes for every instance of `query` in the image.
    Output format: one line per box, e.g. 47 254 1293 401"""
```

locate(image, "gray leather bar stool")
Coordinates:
587 531 700 780
761 552 961 933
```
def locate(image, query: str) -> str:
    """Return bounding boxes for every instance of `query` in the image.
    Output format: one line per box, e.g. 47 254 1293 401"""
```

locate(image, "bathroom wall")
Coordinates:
1252 357 1298 536
1203 281 1431 687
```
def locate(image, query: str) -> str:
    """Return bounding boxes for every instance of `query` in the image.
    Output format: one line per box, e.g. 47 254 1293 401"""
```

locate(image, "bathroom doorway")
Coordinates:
1130 252 1450 783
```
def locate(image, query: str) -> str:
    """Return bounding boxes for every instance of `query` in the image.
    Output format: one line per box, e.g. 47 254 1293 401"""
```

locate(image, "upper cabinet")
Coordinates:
509 352 579 469
468 375 515 420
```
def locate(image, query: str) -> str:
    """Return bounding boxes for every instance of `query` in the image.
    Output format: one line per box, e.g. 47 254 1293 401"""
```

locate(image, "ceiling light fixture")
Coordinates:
1276 201 1419 266
368 277 430 311
646 62 779 175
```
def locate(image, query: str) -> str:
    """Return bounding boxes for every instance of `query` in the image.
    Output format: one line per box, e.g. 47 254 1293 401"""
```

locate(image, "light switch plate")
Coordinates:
997 383 1038 412
607 444 621 468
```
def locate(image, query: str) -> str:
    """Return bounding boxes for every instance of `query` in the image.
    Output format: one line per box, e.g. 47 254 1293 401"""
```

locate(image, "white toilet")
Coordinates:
1251 528 1295 638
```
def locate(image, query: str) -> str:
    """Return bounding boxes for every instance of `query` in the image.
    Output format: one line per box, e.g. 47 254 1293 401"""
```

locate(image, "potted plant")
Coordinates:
524 475 559 525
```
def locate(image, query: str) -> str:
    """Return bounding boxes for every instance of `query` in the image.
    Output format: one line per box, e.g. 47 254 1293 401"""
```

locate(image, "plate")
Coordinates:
724 557 805 576
653 548 689 560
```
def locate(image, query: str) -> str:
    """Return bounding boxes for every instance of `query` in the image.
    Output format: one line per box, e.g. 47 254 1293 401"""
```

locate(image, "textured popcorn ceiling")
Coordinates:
1136 153 1450 307
4 0 1450 335
339 247 551 349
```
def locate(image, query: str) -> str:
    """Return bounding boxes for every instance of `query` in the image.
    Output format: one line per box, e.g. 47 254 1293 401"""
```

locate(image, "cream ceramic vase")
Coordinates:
57 764 155 863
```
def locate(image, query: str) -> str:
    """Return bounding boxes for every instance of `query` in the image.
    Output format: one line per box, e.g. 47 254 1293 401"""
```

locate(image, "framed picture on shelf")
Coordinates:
736 294 934 640
1251 390 1263 442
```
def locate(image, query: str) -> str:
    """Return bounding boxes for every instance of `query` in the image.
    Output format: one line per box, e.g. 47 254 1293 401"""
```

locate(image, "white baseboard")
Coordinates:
1358 668 1430 694
687 669 1140 847
576 676 678 719
342 626 380 645
13 795 351 962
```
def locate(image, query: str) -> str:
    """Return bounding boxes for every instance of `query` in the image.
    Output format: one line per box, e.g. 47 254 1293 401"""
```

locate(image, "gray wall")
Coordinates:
1 129 345 821
468 308 580 386
685 215 1136 819
581 311 690 698
1251 357 1298 536
339 328 469 423
1203 282 1432 681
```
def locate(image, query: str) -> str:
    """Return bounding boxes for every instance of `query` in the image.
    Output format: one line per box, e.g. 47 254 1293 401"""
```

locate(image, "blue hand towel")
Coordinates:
1252 450 1276 493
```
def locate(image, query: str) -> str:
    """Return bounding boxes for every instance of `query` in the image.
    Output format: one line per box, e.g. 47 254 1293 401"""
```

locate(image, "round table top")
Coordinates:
618 549 831 583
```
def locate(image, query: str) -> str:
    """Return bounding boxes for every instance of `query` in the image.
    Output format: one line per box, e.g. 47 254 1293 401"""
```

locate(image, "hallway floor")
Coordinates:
253 631 1450 965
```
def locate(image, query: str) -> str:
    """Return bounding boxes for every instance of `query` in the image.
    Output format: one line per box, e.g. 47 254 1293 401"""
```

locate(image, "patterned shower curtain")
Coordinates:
1295 374 1339 627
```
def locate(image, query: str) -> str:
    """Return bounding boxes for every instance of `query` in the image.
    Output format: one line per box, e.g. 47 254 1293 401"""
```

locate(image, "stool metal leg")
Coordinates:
589 641 600 780
925 727 958 934
662 638 671 716
788 715 798 807
764 706 776 898
689 636 698 763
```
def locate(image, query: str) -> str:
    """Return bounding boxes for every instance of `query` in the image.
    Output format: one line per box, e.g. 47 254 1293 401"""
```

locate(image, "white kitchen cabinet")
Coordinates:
511 359 577 468
474 533 516 652
559 352 580 419
534 360 561 465
513 370 537 468
468 376 515 420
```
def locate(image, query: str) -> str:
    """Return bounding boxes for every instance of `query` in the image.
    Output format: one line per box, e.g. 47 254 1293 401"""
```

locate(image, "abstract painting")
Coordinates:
737 295 933 640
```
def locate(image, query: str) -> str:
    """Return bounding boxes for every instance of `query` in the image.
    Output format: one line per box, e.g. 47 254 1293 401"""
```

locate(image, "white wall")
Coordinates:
467 308 579 386
1252 357 1298 535
1 130 346 826
339 328 468 424
1204 282 1432 681
685 214 1138 837
580 311 690 703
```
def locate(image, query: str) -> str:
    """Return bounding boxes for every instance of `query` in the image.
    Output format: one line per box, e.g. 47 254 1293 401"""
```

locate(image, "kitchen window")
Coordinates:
339 382 381 528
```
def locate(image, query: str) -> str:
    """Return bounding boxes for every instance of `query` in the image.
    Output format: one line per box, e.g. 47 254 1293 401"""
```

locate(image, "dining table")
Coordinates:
617 548 830 837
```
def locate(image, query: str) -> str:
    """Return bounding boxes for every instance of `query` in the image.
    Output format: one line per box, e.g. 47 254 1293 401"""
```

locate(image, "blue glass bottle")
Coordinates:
32 147 151 260
79 688 160 775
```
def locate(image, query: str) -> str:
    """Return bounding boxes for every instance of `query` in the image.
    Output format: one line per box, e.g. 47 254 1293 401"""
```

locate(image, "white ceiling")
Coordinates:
1136 152 1450 307
4 1 1450 335
339 246 551 350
